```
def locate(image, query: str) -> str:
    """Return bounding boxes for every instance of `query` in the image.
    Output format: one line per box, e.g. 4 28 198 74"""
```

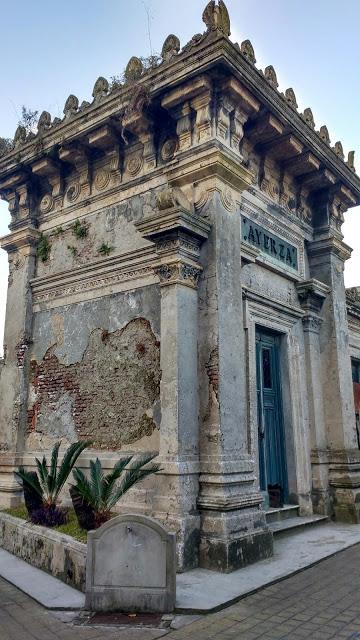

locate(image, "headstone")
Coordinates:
85 514 176 612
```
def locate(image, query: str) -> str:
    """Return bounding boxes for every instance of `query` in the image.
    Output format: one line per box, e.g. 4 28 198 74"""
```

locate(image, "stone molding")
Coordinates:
31 246 158 308
197 491 263 511
243 287 304 322
307 234 353 263
167 144 253 209
0 226 40 256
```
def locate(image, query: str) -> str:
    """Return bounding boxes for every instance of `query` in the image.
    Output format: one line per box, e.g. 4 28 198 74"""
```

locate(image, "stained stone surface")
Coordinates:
86 515 176 613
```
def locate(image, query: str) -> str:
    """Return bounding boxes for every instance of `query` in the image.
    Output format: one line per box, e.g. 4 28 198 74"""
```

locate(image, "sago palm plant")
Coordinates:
71 452 160 529
16 440 91 526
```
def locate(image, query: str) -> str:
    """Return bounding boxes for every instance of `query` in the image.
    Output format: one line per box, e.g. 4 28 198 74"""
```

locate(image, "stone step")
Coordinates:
265 504 300 524
269 514 329 536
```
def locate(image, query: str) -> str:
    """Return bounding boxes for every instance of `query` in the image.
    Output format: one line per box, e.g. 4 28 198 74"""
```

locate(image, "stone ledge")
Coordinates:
0 512 86 592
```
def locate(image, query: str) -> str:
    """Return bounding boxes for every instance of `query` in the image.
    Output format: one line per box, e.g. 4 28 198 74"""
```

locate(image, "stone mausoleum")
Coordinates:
1 1 360 573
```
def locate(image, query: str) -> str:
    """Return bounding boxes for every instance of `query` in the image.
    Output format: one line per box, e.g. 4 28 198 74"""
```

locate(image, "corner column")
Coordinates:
136 192 210 571
297 279 330 515
308 232 360 522
0 226 40 506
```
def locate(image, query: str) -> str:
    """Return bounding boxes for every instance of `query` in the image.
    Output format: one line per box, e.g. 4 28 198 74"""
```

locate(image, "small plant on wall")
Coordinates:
67 245 78 258
98 242 114 257
53 226 64 237
37 234 51 262
72 219 88 239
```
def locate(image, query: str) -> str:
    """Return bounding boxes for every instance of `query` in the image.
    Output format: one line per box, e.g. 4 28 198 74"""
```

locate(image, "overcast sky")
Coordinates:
1 0 360 355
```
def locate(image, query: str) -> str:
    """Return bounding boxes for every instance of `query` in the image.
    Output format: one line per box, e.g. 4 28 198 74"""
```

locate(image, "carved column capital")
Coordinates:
296 278 330 314
302 314 323 334
155 261 202 289
136 187 211 289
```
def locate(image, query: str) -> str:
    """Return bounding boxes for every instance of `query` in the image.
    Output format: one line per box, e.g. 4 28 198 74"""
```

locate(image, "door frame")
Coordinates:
256 327 289 502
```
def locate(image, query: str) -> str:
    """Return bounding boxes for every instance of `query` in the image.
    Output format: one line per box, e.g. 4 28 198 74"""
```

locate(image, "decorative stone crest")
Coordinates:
161 138 178 161
240 40 256 64
80 101 91 111
161 35 181 62
347 151 356 172
63 95 79 118
333 141 345 161
37 111 52 133
319 125 330 145
39 194 54 214
94 169 111 191
302 108 315 129
264 65 278 89
92 77 109 101
202 0 231 37
126 153 143 176
124 56 143 83
14 125 27 148
284 88 298 109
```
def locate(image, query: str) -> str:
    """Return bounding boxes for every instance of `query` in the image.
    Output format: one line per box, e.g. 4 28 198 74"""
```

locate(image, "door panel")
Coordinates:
256 329 288 500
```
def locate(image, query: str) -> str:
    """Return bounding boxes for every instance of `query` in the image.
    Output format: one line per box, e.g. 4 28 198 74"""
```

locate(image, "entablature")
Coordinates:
0 1 359 237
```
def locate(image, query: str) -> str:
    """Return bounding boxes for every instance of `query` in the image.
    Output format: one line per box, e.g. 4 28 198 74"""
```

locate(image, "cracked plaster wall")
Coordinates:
27 287 161 451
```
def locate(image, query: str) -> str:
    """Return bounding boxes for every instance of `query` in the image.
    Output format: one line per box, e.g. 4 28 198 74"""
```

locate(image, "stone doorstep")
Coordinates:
268 514 329 535
1 523 360 615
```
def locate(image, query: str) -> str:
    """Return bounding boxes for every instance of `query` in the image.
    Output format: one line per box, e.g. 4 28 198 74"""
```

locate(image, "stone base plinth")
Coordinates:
331 487 360 523
0 454 23 508
329 450 360 524
199 509 273 573
152 510 200 572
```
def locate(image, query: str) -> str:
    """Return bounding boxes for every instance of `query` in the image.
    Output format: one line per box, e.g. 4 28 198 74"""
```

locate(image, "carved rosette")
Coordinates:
126 153 143 177
94 169 111 191
66 182 81 203
39 194 54 214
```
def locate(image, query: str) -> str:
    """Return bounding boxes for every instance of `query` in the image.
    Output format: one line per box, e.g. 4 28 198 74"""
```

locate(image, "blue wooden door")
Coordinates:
256 329 288 500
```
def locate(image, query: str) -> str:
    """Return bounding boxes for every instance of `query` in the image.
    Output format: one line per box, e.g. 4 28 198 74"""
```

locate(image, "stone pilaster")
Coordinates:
0 226 40 506
197 190 273 572
136 191 211 571
164 146 273 572
308 232 360 522
296 279 330 515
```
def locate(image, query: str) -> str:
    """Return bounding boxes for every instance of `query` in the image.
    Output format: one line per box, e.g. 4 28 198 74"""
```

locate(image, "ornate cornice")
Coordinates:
0 226 40 255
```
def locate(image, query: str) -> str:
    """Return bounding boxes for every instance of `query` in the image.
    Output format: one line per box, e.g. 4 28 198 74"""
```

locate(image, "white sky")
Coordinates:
1 0 360 356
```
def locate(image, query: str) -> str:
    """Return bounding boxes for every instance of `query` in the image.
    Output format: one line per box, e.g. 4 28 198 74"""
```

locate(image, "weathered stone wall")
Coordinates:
0 512 86 591
27 288 161 451
36 192 159 280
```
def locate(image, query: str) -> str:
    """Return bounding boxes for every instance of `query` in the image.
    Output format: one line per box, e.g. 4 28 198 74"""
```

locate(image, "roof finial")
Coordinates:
202 1 231 37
